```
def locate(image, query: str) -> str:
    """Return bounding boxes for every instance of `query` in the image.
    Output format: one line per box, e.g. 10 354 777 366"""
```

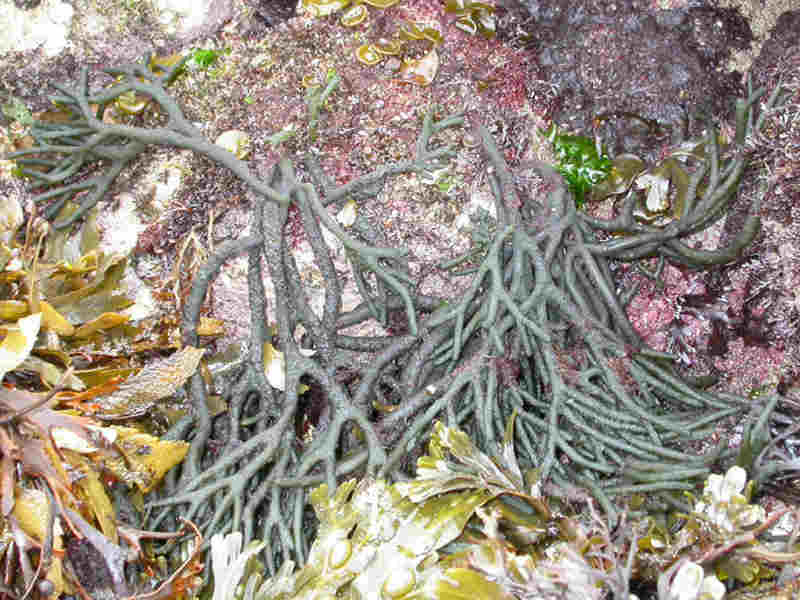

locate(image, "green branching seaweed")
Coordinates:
6 57 795 591
8 56 191 228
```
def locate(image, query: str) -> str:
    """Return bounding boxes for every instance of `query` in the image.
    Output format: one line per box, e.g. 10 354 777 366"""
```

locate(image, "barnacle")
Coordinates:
397 48 439 86
301 0 351 17
340 3 368 26
373 39 403 55
361 0 402 7
398 21 443 45
443 0 496 38
358 21 442 77
355 44 383 66
302 0 444 81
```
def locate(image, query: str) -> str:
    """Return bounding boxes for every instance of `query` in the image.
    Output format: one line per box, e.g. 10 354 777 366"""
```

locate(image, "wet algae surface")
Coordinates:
1 0 799 598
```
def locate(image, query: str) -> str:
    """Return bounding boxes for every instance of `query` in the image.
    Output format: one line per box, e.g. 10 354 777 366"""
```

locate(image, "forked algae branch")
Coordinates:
4 55 796 599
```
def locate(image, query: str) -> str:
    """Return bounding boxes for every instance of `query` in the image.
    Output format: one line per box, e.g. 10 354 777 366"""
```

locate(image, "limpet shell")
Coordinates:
328 539 352 569
116 90 148 115
381 568 415 598
302 0 350 17
373 39 403 55
341 4 367 26
397 48 439 86
356 44 383 66
362 0 401 7
455 15 477 35
399 21 426 40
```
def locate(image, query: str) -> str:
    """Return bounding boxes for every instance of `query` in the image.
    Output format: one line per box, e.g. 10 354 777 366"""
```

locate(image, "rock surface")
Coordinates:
0 0 798 422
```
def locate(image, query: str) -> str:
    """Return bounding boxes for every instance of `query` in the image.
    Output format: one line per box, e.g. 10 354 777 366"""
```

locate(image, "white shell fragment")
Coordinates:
215 130 251 159
336 199 358 227
637 171 670 214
